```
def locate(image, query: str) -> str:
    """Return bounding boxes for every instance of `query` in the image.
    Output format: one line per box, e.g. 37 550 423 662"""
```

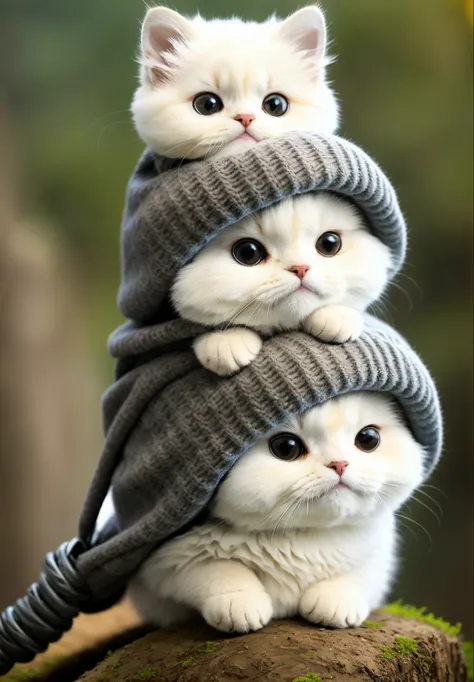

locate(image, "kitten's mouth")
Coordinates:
234 131 259 142
293 282 324 298
298 479 355 502
334 482 354 492
318 480 354 496
331 480 363 496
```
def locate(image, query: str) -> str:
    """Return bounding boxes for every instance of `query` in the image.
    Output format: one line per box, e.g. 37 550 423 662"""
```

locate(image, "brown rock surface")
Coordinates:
77 612 467 682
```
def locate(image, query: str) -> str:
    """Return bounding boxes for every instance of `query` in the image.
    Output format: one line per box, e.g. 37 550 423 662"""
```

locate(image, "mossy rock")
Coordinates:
3 605 471 681
75 613 467 682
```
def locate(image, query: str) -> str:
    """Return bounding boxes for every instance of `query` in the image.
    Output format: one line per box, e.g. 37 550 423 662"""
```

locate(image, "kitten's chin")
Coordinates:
238 289 324 332
217 489 381 533
295 486 382 528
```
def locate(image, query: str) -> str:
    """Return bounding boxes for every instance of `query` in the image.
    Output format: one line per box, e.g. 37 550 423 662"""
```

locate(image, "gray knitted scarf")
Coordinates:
76 133 441 599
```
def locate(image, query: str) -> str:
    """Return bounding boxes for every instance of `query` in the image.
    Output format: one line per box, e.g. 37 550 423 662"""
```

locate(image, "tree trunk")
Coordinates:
78 614 467 682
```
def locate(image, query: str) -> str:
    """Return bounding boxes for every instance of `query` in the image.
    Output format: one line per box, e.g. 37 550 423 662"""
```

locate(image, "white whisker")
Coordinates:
395 513 433 545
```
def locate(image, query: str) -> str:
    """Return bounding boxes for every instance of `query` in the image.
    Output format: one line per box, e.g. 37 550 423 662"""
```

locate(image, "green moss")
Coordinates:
180 658 195 668
363 620 382 628
383 600 462 636
94 649 122 680
196 641 216 654
380 635 420 661
130 668 159 680
178 641 217 670
303 651 315 658
291 674 323 682
462 641 473 681
383 600 473 678
379 645 395 660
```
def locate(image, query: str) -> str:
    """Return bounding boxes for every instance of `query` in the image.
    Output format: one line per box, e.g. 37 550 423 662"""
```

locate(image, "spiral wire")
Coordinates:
0 538 121 675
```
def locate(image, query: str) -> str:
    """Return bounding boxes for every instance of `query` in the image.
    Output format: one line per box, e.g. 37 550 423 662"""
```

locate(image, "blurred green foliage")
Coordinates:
1 0 472 636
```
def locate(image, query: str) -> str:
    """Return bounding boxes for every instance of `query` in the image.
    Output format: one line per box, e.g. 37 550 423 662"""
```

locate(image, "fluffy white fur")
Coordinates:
172 193 392 375
129 392 425 632
132 6 339 159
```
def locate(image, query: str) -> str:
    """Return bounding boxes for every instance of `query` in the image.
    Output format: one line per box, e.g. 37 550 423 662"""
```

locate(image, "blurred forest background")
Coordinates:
0 0 472 641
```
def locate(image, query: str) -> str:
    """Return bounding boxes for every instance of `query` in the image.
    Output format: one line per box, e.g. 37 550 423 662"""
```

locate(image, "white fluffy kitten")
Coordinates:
129 392 424 633
133 6 339 160
172 193 392 376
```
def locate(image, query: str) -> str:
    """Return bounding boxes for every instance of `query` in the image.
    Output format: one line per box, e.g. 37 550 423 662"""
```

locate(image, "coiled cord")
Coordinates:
0 538 121 675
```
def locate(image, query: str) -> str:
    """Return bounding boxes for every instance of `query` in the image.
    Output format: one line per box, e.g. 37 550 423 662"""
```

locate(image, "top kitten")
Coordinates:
132 6 339 160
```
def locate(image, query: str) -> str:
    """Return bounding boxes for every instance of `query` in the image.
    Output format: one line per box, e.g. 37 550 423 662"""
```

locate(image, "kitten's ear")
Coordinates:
140 7 194 85
277 6 327 61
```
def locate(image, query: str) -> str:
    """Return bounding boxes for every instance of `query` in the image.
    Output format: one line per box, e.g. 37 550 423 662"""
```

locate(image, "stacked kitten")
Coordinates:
124 7 425 633
134 6 390 375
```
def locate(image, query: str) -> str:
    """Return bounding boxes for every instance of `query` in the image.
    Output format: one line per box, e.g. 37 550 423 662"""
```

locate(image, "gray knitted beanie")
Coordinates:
74 132 440 600
119 132 407 324
77 316 442 598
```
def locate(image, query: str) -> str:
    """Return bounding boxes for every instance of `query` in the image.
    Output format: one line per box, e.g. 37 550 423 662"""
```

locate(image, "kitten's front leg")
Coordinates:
303 305 364 344
194 328 263 376
170 559 273 633
299 577 370 628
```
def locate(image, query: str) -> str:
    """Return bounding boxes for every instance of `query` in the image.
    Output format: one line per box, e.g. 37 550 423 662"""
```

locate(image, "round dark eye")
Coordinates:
269 433 307 461
192 92 224 116
316 232 342 257
262 93 289 117
231 239 267 266
355 426 381 453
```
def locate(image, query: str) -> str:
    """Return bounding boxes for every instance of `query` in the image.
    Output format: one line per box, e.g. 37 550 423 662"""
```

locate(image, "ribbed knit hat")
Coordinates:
119 132 407 324
77 315 442 598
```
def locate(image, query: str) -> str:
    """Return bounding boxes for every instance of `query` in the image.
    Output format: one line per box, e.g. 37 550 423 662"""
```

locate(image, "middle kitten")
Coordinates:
172 193 392 376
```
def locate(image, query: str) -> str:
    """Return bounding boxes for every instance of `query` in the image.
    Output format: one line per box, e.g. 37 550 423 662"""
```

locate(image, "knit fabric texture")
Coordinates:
77 316 442 597
74 132 439 600
119 132 407 324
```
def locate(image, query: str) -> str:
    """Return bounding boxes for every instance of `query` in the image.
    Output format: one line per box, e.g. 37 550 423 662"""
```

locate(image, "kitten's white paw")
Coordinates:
299 582 370 629
194 329 263 376
202 590 273 633
303 306 364 344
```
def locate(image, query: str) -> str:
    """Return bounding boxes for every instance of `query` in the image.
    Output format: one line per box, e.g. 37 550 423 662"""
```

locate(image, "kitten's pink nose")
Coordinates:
235 113 256 128
327 461 349 477
288 264 310 280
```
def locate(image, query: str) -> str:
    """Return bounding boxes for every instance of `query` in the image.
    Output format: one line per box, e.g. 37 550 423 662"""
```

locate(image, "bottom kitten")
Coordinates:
129 392 424 632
